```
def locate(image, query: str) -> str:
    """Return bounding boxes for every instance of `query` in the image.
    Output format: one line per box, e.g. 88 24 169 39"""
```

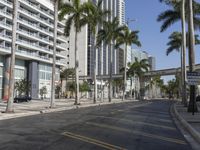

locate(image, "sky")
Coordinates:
126 0 200 72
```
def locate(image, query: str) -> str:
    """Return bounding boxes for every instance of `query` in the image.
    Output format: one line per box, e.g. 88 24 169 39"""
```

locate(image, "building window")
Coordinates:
15 69 25 79
46 73 51 80
39 72 46 80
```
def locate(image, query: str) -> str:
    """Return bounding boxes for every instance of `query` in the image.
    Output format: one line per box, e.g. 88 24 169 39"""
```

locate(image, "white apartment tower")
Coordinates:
117 0 125 25
86 0 126 78
0 0 69 99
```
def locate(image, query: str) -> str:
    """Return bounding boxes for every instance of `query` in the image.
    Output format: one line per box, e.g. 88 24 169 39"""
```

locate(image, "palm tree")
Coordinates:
188 0 198 112
97 17 125 102
166 77 180 99
127 58 149 100
158 0 200 32
59 0 91 105
86 0 109 103
60 68 75 81
112 78 123 95
159 0 188 105
166 31 200 55
50 0 60 108
6 0 18 112
166 31 200 106
151 76 164 98
158 0 199 111
116 27 141 101
60 68 75 96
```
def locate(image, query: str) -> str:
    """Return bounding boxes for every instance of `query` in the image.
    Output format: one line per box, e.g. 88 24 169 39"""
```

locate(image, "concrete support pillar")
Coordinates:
28 61 39 99
3 55 11 101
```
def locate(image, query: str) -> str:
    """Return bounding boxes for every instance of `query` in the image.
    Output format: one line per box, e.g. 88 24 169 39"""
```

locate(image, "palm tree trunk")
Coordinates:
180 47 183 99
75 31 80 105
6 0 18 112
187 0 198 113
50 0 58 108
109 42 113 102
130 77 133 99
181 0 187 106
100 43 103 102
93 29 98 103
122 44 128 101
61 79 63 97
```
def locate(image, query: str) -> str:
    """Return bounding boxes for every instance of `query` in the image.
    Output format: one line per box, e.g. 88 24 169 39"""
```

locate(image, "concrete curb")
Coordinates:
0 99 144 121
40 99 145 113
171 103 200 144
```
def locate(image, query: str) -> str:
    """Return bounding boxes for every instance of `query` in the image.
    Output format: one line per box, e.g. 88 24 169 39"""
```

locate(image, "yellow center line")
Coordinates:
62 131 126 150
86 122 187 145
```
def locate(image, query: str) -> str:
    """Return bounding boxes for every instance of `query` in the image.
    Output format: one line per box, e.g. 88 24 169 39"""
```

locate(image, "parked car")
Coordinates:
196 95 200 102
14 96 32 103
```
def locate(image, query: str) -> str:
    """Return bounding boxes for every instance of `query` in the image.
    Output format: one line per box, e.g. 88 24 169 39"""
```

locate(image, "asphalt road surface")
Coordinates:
0 100 192 150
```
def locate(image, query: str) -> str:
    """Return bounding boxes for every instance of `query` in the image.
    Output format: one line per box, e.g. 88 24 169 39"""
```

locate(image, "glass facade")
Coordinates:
39 63 60 98
0 65 3 99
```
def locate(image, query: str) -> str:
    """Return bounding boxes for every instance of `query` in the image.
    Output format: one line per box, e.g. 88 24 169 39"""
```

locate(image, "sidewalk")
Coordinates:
0 98 139 121
173 101 200 145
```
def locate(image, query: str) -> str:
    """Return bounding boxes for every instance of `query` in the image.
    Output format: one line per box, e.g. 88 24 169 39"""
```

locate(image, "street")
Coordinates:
0 100 192 150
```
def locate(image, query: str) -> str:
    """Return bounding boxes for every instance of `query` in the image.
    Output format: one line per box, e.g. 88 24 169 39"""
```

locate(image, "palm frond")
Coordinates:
166 46 180 56
64 15 73 36
157 9 180 32
58 3 75 21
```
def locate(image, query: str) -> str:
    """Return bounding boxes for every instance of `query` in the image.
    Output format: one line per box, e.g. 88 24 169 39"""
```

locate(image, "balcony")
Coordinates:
18 17 38 28
0 0 12 7
57 43 67 51
16 49 38 57
0 32 11 40
20 0 38 8
18 7 53 28
56 51 66 58
17 28 50 44
0 9 12 18
17 17 53 37
0 45 11 50
20 0 54 19
16 38 51 53
57 35 67 43
0 21 12 29
56 59 67 66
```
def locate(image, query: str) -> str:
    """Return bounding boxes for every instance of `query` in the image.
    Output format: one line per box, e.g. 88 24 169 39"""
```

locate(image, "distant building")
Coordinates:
64 0 126 76
126 49 156 98
131 49 148 62
117 0 126 25
148 56 156 71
